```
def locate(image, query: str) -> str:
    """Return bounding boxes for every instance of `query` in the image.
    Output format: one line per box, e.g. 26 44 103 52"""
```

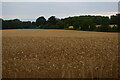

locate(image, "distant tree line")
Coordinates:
1 14 120 32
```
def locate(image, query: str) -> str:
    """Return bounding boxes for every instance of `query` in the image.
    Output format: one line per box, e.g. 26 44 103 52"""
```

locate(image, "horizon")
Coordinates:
1 14 118 22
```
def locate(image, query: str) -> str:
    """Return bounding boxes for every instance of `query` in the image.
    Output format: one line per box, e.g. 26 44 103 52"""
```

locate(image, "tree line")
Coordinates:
1 14 120 32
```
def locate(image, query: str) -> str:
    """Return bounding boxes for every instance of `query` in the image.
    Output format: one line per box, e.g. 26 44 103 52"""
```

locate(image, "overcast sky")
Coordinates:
1 0 119 2
2 2 118 21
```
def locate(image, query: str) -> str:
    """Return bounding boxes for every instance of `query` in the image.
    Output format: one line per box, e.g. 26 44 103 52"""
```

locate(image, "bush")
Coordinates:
96 25 112 32
111 26 118 32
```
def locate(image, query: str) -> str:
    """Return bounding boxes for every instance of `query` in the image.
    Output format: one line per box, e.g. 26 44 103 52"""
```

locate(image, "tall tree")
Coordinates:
47 16 59 25
36 16 46 28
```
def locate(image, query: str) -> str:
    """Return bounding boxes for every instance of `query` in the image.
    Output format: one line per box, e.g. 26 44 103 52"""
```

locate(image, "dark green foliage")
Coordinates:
1 14 119 32
96 25 112 32
43 16 60 29
47 16 59 25
0 18 2 29
110 15 117 25
36 16 46 27
21 21 33 29
56 21 66 29
116 14 120 26
101 17 110 25
2 19 22 29
2 19 37 29
111 26 118 32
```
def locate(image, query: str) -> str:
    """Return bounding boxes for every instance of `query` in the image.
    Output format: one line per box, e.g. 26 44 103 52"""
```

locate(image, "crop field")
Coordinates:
2 29 119 78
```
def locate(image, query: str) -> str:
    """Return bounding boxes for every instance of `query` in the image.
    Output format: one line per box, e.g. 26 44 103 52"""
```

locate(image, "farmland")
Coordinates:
2 29 119 78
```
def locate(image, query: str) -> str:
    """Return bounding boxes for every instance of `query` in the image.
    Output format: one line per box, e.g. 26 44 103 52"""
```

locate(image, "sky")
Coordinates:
1 0 120 2
1 2 119 21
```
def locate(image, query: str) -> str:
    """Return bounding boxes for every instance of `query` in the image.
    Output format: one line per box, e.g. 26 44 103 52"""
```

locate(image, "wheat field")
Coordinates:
2 29 119 78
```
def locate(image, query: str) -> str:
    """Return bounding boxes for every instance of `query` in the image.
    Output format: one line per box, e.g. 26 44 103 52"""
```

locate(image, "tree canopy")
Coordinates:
36 16 46 28
2 14 120 32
